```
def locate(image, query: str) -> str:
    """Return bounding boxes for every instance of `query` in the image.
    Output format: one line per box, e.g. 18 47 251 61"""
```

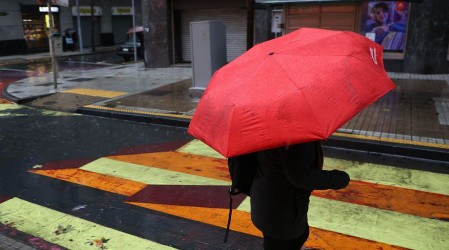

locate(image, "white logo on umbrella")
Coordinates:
370 47 378 65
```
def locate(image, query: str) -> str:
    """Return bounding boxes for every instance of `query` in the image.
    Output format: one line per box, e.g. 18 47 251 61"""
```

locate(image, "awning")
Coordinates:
255 0 422 3
256 0 350 3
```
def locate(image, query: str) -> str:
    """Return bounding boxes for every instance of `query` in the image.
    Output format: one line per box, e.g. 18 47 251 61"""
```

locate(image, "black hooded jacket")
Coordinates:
250 141 350 239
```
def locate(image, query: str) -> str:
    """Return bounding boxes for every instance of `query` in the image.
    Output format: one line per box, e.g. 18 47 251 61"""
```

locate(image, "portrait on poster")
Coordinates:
364 1 408 52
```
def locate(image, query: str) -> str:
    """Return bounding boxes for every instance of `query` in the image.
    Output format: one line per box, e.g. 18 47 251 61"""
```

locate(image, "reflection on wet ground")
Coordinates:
104 79 198 114
341 78 449 145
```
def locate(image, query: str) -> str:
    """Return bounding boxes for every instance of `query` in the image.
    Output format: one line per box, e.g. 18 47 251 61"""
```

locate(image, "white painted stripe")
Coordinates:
177 139 225 159
80 157 230 186
0 198 175 249
235 194 449 249
309 196 449 250
181 140 449 195
325 158 449 196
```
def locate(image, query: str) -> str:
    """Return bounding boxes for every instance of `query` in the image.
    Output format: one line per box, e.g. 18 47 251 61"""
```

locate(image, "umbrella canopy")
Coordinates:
127 26 144 34
188 28 396 158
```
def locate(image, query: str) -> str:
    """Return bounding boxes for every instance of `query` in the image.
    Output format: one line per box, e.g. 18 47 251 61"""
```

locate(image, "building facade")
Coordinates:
0 0 448 73
0 0 142 54
141 0 448 74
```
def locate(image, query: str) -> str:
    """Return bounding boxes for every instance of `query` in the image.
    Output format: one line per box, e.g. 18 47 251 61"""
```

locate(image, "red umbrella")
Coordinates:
127 26 144 34
188 28 396 158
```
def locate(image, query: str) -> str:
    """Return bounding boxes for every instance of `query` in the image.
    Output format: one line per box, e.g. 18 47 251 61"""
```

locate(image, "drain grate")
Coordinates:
144 90 171 96
36 82 58 86
68 78 95 82
434 98 449 125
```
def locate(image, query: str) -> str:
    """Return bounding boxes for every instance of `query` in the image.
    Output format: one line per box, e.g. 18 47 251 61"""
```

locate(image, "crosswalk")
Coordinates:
1 139 448 249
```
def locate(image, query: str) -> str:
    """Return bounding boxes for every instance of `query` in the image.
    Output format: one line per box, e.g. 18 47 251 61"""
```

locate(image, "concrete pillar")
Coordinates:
100 0 114 46
141 0 172 68
404 0 449 74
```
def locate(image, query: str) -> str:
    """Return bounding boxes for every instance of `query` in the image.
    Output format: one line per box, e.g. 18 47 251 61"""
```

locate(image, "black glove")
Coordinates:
330 170 350 190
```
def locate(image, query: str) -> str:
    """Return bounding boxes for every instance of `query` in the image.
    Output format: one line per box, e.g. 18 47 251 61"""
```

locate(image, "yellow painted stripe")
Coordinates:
181 140 449 195
0 198 175 249
0 103 74 116
237 195 449 249
333 131 449 149
80 157 230 186
62 88 127 98
83 105 193 119
130 202 405 250
325 157 449 196
177 139 225 159
107 151 230 182
308 196 449 250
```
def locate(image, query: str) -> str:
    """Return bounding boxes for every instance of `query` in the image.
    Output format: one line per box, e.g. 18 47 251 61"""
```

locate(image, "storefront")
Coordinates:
71 5 101 48
277 1 410 60
111 6 134 44
21 5 60 51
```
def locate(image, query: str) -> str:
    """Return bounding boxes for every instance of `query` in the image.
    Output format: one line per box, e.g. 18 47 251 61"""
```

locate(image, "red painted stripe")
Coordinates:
41 159 95 170
127 185 245 209
0 223 67 250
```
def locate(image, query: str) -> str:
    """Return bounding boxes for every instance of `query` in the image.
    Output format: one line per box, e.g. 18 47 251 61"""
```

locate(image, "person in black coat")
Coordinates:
250 141 350 250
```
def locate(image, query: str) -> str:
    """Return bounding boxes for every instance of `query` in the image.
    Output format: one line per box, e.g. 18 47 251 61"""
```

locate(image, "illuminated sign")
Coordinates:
39 6 59 12
111 6 133 15
71 6 102 16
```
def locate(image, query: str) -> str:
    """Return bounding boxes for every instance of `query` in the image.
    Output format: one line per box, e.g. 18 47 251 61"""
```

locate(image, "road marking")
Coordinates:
0 198 175 250
333 131 449 149
27 139 449 249
313 180 449 220
130 202 405 249
80 157 230 186
62 88 127 98
31 168 146 196
0 103 74 116
83 104 193 119
177 139 225 159
108 151 230 182
325 157 449 196
309 196 449 250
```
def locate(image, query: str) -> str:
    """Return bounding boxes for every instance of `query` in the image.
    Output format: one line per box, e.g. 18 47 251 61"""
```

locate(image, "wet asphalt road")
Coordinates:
0 104 264 249
1 53 449 249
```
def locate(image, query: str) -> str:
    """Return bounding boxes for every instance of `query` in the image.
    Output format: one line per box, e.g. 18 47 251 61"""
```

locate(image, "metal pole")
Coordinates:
76 0 83 53
246 0 255 50
132 0 137 62
47 0 58 90
91 0 95 52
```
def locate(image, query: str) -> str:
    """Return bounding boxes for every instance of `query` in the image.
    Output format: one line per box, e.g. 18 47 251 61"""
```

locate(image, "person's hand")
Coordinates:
374 26 388 36
330 170 350 189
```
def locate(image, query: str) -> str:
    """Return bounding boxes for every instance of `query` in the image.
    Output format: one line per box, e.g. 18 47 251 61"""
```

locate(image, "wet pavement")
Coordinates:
3 56 449 161
1 102 449 249
1 49 449 249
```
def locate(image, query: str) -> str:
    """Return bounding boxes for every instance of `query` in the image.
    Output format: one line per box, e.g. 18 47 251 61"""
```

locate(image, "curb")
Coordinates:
324 134 449 162
76 105 449 166
76 106 191 128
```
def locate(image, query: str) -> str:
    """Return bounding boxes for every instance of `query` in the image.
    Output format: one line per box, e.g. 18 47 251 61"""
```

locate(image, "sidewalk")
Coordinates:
2 50 449 162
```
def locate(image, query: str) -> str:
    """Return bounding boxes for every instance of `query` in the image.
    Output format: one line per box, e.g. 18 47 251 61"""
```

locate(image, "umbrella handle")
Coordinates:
224 187 233 242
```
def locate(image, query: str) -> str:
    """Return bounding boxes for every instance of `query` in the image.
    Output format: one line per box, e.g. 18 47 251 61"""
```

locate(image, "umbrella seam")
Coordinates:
272 55 327 138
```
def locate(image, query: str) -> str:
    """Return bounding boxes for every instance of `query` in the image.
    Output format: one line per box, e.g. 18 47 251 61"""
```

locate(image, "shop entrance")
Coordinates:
21 5 60 52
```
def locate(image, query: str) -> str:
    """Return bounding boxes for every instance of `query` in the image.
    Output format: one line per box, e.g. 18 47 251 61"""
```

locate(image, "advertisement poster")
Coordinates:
364 1 409 51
